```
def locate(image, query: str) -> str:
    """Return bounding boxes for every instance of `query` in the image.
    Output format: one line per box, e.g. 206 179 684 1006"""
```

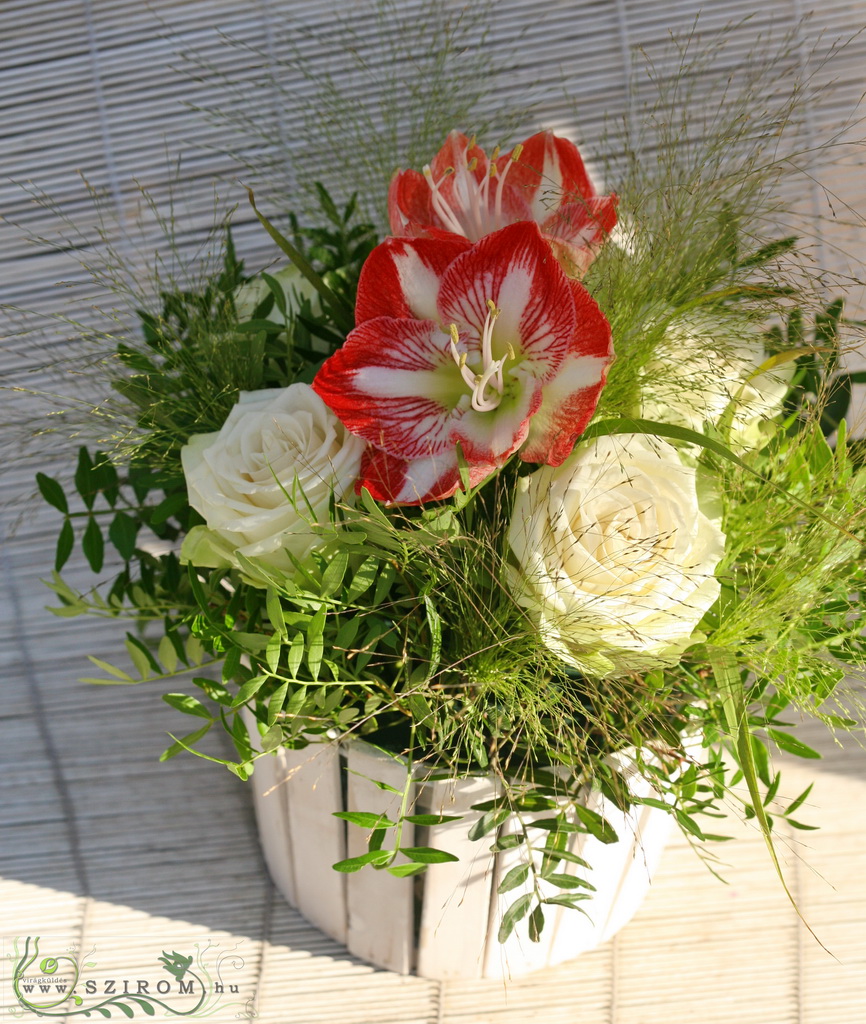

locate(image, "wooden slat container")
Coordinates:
244 713 675 980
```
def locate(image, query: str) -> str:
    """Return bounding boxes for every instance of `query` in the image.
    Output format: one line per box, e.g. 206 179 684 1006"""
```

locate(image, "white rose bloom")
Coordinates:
180 384 365 574
234 265 320 325
641 321 794 450
508 433 726 676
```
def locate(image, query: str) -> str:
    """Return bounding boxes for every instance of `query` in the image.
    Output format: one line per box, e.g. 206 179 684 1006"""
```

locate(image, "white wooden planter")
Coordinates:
244 715 675 980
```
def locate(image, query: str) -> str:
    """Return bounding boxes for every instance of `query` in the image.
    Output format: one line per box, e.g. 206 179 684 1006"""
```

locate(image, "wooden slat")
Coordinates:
414 775 495 980
344 741 415 974
283 742 347 944
244 712 297 906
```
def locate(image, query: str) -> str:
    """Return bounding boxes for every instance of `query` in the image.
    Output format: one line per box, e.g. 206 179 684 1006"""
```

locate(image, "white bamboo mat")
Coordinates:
3 2 866 1020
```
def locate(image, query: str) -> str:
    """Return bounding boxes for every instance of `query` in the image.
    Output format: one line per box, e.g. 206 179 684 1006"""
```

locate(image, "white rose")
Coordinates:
180 383 365 574
234 265 320 325
641 321 794 450
508 433 726 676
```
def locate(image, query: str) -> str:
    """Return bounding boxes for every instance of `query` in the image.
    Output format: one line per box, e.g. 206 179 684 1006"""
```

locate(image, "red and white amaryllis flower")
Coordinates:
312 222 613 504
387 130 618 278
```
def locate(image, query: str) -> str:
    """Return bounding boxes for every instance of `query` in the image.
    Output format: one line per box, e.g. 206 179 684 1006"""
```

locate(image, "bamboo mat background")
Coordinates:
2 2 866 1021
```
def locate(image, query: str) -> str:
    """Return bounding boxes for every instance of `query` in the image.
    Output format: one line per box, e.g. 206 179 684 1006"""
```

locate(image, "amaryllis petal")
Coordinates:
355 234 472 324
359 445 498 504
520 280 614 464
388 129 617 278
542 196 619 247
312 318 461 459
437 222 575 383
388 132 490 239
500 131 595 222
452 373 540 462
540 196 620 277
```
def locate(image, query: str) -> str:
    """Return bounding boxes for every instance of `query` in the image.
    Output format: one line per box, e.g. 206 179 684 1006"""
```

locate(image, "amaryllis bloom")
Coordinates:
312 222 613 504
388 130 618 277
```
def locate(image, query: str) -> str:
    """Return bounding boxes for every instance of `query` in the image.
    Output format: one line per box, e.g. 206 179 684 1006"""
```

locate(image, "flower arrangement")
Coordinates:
30 66 866 958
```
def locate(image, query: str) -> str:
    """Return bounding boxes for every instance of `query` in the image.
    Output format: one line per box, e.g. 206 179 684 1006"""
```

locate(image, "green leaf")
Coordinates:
260 270 287 316
787 818 820 831
266 589 285 635
82 516 104 573
387 862 429 878
763 771 782 807
261 724 283 752
186 634 206 666
150 491 187 526
37 472 68 513
497 893 533 943
399 846 459 864
247 189 353 326
540 847 591 870
785 782 814 817
332 849 393 872
55 519 74 571
268 681 290 726
737 235 798 268
711 650 825 951
92 451 119 505
193 677 232 706
403 814 464 826
490 833 525 851
767 729 822 760
468 807 510 841
497 863 530 894
306 604 326 681
125 633 161 676
526 818 583 833
266 633 282 674
423 595 442 679
162 693 212 720
86 656 134 682
344 556 379 602
231 712 254 762
333 811 396 829
123 637 152 679
286 632 305 678
528 904 545 943
75 446 95 508
674 809 707 840
160 722 212 761
232 675 269 707
542 894 593 909
544 873 596 891
573 805 617 844
158 635 179 674
321 549 349 596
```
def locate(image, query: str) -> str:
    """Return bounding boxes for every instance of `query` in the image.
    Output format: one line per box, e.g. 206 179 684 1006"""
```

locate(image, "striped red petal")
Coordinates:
519 279 614 464
355 234 471 324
